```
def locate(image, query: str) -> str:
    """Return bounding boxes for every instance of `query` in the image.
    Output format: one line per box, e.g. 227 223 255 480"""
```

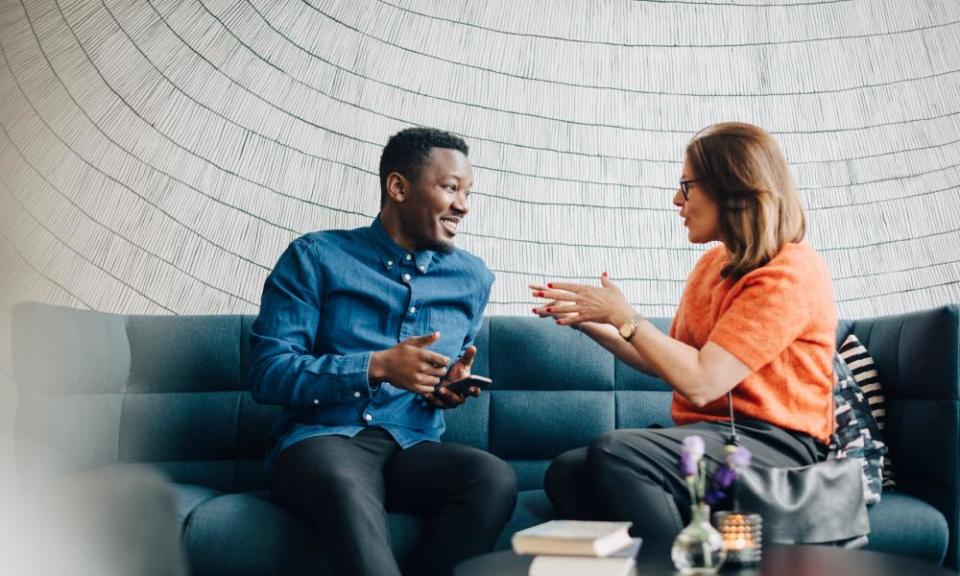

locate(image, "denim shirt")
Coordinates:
249 218 494 469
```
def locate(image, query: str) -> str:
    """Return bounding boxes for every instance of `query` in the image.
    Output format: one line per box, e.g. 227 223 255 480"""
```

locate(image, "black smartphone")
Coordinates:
443 375 492 396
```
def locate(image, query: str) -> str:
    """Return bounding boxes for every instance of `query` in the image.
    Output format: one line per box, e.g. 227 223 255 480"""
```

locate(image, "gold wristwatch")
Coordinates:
618 312 643 341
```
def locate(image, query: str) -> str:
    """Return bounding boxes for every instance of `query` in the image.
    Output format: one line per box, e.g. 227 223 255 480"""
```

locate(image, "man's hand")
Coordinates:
368 333 449 394
422 346 480 409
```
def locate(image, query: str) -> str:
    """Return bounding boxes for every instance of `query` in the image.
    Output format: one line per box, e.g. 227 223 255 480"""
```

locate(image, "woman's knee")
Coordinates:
586 429 661 482
545 448 588 494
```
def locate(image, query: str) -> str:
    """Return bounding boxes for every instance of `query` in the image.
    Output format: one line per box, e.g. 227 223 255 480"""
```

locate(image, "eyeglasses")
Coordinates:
678 179 700 201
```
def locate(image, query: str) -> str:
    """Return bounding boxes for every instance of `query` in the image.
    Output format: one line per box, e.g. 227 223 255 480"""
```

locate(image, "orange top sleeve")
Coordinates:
670 242 837 443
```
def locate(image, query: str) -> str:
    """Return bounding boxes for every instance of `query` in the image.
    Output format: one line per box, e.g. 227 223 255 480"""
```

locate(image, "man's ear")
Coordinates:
385 172 408 204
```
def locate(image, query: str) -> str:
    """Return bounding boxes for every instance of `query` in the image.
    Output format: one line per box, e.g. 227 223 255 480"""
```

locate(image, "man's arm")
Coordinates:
248 239 452 407
248 239 378 407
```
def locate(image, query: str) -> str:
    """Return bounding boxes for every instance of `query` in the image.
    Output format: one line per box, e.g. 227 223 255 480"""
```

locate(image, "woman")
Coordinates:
532 122 837 539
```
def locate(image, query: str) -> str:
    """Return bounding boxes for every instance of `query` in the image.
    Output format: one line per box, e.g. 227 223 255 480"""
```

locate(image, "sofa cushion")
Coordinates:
866 492 949 565
181 491 423 576
172 483 220 530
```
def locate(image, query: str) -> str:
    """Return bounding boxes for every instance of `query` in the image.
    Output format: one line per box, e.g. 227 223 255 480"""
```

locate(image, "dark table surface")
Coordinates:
455 540 958 576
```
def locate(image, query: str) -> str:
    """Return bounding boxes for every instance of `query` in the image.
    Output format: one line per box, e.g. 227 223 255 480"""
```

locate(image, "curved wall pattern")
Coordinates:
2 0 959 434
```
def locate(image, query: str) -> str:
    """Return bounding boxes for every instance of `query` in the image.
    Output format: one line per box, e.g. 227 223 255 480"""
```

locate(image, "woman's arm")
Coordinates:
572 321 662 377
622 320 749 406
532 275 750 406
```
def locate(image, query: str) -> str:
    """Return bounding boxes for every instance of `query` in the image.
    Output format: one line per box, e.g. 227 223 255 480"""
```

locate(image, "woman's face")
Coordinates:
674 158 720 244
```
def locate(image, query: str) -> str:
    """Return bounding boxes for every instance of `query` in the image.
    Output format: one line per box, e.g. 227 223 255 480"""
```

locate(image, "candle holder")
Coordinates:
713 511 762 566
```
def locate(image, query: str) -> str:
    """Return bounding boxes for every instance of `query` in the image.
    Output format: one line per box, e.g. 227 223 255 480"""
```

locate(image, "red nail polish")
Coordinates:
531 308 537 314
555 320 561 325
547 283 554 288
603 271 608 277
537 291 544 297
546 307 552 312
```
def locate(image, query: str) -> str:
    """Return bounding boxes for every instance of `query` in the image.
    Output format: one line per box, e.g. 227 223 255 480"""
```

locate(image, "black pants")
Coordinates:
271 428 517 576
545 420 820 540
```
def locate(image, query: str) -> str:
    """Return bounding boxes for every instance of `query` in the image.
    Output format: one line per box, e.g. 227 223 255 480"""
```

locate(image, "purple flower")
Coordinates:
679 435 705 478
682 435 705 460
727 444 752 470
713 464 737 489
703 488 728 507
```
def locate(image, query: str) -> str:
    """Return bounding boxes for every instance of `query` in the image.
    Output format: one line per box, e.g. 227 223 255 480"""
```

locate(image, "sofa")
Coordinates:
11 302 959 574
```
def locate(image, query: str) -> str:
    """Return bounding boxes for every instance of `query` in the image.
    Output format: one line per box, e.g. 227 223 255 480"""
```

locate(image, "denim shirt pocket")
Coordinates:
426 305 473 360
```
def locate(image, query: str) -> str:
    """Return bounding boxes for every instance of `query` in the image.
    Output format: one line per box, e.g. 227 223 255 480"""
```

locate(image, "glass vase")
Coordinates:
671 503 727 574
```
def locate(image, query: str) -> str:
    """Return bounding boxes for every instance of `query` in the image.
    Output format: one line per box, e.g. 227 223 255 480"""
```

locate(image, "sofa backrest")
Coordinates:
11 305 273 492
11 303 959 497
443 316 674 490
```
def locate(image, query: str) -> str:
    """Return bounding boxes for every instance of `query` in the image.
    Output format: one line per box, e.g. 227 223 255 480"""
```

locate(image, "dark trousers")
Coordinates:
271 428 517 576
545 420 820 540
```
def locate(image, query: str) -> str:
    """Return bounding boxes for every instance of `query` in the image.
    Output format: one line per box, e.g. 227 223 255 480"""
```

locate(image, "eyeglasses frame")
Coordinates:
679 178 701 201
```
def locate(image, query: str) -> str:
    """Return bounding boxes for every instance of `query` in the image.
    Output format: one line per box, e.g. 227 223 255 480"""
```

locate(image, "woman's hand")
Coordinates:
530 273 634 327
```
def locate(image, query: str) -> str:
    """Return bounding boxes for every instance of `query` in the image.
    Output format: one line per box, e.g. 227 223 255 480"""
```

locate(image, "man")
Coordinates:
248 127 517 576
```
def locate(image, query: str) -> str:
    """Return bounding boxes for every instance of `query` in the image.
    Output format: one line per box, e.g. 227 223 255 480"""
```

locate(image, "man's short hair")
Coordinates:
379 128 469 207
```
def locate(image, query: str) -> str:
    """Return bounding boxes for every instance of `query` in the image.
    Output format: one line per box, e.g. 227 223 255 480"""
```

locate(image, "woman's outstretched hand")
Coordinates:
530 273 633 327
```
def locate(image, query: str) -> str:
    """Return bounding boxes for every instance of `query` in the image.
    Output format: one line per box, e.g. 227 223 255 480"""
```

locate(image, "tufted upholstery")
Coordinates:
12 303 959 573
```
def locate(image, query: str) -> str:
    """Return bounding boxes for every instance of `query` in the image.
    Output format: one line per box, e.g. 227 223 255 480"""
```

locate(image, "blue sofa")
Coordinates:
11 302 959 574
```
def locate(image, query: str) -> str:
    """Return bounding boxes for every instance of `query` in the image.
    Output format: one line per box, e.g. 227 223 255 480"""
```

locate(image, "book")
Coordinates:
528 538 642 576
511 520 633 557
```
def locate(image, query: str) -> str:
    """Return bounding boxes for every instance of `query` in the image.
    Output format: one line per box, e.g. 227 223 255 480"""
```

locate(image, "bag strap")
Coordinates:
726 390 739 445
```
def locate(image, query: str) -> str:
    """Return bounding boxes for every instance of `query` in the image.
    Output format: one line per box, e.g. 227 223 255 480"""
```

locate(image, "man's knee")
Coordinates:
476 452 518 500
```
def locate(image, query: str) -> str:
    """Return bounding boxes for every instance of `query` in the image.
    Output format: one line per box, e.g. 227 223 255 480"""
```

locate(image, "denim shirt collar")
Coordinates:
369 216 436 274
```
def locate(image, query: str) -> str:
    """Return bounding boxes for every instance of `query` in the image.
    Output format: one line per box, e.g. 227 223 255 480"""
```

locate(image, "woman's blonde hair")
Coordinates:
685 122 805 279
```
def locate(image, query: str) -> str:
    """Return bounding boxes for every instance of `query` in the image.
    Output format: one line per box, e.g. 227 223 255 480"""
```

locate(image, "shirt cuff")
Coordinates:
359 351 382 397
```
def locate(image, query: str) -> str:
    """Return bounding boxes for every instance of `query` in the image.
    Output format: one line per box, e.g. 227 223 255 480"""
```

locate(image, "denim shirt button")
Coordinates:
403 273 411 282
363 412 373 422
312 399 319 405
353 391 362 398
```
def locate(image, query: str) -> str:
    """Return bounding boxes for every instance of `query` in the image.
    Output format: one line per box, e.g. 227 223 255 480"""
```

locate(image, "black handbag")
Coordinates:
726 392 871 546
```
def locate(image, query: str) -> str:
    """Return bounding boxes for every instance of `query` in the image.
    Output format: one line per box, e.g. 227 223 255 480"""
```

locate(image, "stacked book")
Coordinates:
511 520 641 576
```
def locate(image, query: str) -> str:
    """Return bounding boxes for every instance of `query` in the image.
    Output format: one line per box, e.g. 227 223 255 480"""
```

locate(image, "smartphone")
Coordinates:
443 374 492 396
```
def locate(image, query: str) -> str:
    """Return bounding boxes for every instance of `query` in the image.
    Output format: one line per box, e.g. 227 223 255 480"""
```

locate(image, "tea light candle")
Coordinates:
714 512 762 566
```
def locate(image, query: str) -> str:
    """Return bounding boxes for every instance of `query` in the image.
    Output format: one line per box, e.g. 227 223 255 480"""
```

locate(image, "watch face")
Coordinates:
619 321 634 339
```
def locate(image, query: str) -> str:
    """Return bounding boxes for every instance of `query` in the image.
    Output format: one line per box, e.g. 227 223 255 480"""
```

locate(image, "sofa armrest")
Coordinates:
844 305 960 567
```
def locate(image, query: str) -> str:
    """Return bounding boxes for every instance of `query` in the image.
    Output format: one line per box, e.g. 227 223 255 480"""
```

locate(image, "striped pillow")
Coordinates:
839 335 896 489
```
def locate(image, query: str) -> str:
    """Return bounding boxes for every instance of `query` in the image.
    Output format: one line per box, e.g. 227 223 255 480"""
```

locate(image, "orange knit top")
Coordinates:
670 242 837 443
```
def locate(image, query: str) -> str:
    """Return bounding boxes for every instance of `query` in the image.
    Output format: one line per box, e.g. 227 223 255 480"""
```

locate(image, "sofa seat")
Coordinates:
866 492 949 563
174 486 424 575
170 485 950 575
171 485 554 575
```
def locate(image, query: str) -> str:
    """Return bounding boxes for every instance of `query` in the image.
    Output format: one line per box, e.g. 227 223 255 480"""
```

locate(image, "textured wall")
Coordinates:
2 0 960 447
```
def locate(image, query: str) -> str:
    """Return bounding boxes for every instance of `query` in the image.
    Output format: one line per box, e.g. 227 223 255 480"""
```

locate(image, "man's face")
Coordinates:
397 148 473 252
